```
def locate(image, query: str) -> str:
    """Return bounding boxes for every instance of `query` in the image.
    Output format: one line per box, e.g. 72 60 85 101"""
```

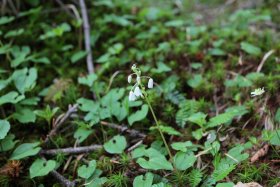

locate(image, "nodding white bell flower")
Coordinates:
148 78 153 89
127 75 132 83
134 86 142 97
129 91 136 101
251 87 265 97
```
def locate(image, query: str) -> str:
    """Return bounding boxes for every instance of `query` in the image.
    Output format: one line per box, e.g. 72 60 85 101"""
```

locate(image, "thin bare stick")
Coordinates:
40 145 102 155
100 121 146 138
44 104 78 144
127 140 143 152
79 0 94 73
50 170 76 187
257 49 275 72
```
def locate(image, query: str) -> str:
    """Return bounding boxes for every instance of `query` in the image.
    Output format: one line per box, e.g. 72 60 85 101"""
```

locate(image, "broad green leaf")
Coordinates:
187 74 203 88
136 148 173 170
12 68 37 93
0 16 15 25
30 158 56 178
207 112 235 128
78 160 96 179
187 112 207 127
128 104 149 125
269 130 280 146
241 42 261 56
13 107 36 123
173 151 196 170
171 141 198 152
133 172 154 187
10 142 41 160
216 182 234 187
85 169 107 187
0 120 10 139
0 134 17 152
78 73 97 87
104 135 127 154
150 125 181 136
0 91 25 105
10 46 31 67
74 127 93 143
4 28 24 38
71 51 88 63
192 128 203 140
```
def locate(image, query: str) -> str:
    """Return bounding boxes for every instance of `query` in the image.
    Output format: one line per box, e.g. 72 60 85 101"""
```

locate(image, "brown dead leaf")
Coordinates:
234 182 263 187
250 144 269 163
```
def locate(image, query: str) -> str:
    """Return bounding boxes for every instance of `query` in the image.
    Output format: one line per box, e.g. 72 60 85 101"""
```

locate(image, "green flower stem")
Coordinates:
145 96 174 165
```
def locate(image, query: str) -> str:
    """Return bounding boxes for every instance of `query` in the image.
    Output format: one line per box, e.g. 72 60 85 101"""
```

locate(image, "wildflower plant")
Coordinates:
251 87 265 97
127 64 174 165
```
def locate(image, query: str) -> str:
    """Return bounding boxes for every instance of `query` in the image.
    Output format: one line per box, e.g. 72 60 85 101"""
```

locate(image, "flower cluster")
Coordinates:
251 87 265 97
128 64 153 101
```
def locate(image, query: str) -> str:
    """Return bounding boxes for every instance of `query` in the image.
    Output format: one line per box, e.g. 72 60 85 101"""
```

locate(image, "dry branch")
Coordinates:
100 121 146 138
44 104 78 144
79 0 94 73
50 170 76 187
40 145 102 155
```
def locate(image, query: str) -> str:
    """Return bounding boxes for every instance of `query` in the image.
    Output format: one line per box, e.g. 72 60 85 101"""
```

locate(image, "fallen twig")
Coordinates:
79 0 94 74
40 145 102 155
127 140 143 152
100 121 146 138
44 104 78 144
50 170 76 187
250 144 269 163
257 49 275 73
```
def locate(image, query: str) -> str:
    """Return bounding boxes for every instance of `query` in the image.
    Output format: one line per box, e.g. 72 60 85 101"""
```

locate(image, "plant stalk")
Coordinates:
145 96 174 165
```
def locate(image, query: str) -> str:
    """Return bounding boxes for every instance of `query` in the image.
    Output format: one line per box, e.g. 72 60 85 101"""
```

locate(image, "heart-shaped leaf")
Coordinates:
136 148 173 170
128 104 148 125
78 160 96 179
173 151 196 171
133 172 154 187
30 158 56 178
104 135 127 154
0 120 10 139
10 142 41 160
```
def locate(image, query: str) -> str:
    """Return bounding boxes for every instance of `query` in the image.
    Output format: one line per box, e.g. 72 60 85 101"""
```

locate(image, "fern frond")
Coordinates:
176 100 200 127
188 169 203 187
212 162 236 181
207 112 235 128
165 90 186 105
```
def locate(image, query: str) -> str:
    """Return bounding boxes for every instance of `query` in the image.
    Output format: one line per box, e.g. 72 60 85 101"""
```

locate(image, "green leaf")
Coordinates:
0 134 17 152
150 125 181 136
207 112 235 128
78 73 97 87
173 151 196 171
241 42 261 56
269 130 280 146
74 127 93 143
187 112 207 127
104 135 127 154
0 91 25 105
216 182 234 187
12 68 37 94
78 160 96 179
133 172 154 187
136 148 173 170
4 28 24 38
30 158 56 178
171 141 197 152
71 51 88 63
10 142 41 160
187 74 203 88
0 120 10 139
34 105 59 125
0 16 15 25
192 128 203 140
275 108 280 123
128 104 149 125
13 107 36 123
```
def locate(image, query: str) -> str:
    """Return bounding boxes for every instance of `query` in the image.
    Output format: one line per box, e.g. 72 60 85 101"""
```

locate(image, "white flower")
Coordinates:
129 91 136 101
148 78 153 89
251 87 265 97
127 75 132 83
134 86 142 97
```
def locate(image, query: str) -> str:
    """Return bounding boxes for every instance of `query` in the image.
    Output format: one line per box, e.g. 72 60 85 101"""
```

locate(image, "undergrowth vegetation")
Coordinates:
0 0 280 186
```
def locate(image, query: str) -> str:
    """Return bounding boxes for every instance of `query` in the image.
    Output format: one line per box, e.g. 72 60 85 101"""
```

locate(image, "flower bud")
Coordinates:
127 75 132 83
148 78 153 88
